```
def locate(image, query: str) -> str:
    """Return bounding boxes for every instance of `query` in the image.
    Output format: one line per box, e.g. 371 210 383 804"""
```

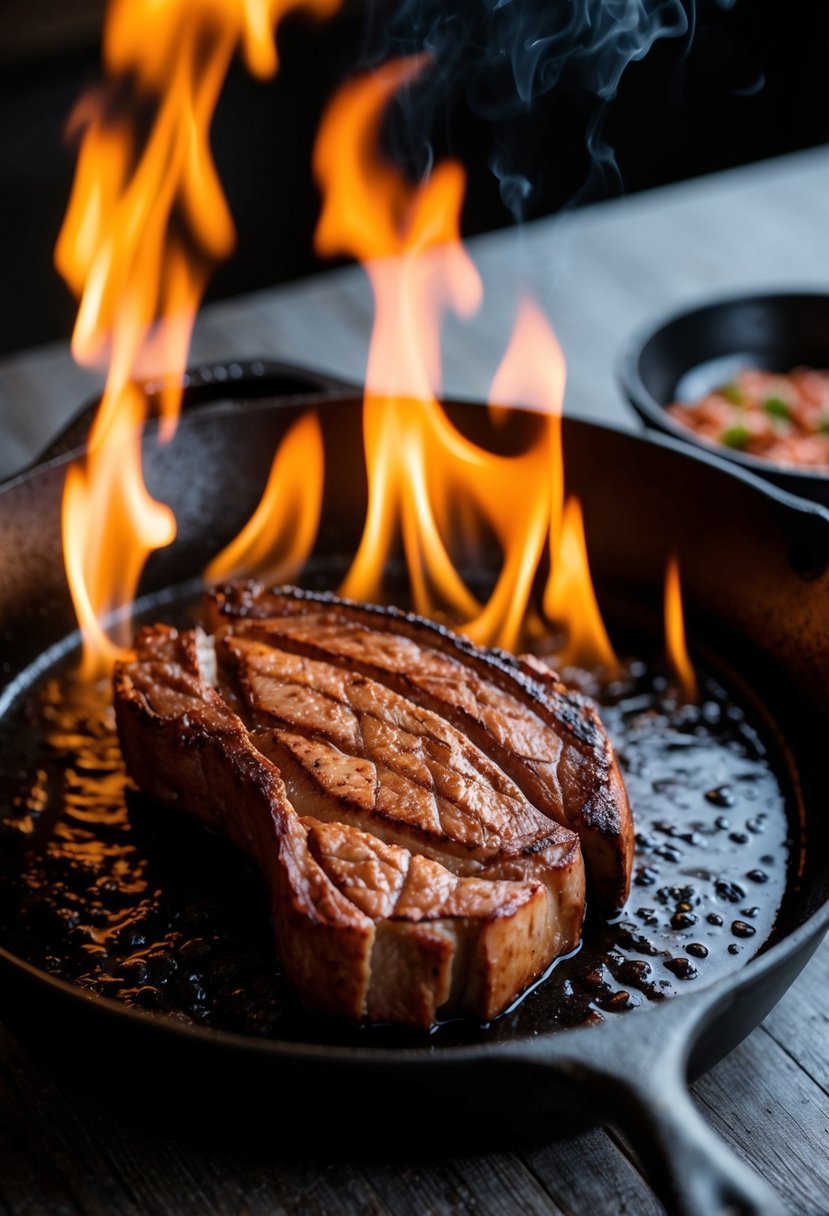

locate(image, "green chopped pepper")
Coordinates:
763 395 790 420
720 382 744 405
721 424 750 450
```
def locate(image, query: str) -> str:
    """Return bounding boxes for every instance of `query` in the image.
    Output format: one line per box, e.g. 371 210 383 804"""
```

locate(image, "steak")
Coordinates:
115 616 586 1028
205 582 634 911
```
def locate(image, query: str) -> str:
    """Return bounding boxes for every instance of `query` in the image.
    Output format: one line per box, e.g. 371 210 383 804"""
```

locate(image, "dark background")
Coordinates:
1 0 826 357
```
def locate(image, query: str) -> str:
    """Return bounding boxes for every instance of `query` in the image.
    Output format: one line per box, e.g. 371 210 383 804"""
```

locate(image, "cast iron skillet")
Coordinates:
2 362 829 1216
619 290 829 508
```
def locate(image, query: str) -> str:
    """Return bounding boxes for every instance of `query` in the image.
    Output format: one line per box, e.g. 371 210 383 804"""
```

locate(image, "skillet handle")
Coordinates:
523 1004 785 1216
600 1042 785 1216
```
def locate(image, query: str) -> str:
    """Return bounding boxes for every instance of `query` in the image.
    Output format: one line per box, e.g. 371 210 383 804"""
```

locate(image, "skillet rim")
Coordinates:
5 388 829 528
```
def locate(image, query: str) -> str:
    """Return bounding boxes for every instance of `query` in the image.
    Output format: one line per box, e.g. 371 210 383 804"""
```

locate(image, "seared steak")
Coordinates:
115 618 586 1028
205 582 633 911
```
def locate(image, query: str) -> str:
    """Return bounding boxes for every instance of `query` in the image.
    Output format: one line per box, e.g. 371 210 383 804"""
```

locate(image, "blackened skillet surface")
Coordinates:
1 386 826 1036
0 389 828 1156
0 631 797 1048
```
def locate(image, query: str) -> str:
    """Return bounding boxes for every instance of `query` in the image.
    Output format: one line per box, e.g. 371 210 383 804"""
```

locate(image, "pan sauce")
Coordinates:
0 620 795 1046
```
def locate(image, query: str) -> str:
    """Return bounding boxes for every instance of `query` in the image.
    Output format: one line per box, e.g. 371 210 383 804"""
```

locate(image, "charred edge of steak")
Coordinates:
208 582 601 749
114 625 586 1027
206 581 633 911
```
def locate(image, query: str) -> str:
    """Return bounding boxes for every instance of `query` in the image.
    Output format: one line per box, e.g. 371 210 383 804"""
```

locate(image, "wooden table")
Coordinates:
2 145 829 1214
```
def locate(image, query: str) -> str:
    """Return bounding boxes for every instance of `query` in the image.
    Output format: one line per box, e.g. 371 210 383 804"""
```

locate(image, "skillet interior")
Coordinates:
2 392 829 971
1 392 829 1132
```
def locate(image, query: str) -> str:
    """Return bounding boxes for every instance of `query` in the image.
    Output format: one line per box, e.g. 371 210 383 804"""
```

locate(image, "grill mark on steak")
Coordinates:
208 583 594 739
222 637 560 858
221 636 581 910
206 582 633 911
304 819 546 923
114 621 585 1028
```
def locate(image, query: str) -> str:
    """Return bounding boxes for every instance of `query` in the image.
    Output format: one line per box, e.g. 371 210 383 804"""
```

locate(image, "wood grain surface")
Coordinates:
1 145 828 1213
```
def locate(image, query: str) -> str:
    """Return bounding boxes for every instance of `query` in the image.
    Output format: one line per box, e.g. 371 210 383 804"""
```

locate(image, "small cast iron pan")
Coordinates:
2 361 829 1216
619 290 829 507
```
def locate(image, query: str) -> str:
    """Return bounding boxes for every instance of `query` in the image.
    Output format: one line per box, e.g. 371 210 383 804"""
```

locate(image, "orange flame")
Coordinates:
475 296 565 649
315 57 482 621
57 0 340 677
665 554 698 700
313 59 615 661
205 411 324 584
315 57 481 402
62 386 177 676
61 22 620 674
544 497 618 673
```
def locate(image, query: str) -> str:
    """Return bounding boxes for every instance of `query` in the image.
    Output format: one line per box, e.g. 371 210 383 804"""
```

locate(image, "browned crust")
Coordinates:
221 634 577 870
205 582 633 910
114 623 586 1028
114 628 377 1020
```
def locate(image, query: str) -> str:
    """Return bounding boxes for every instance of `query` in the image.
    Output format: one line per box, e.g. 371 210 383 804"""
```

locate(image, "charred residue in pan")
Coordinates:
0 613 796 1048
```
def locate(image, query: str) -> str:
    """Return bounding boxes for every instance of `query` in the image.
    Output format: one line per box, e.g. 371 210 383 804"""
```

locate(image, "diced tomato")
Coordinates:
668 366 829 469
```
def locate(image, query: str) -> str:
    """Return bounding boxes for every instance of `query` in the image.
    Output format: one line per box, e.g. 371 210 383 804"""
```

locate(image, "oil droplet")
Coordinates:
706 785 735 808
664 957 698 981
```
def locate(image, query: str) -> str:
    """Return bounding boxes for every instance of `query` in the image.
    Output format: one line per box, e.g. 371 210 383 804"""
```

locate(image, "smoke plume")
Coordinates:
362 0 694 219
